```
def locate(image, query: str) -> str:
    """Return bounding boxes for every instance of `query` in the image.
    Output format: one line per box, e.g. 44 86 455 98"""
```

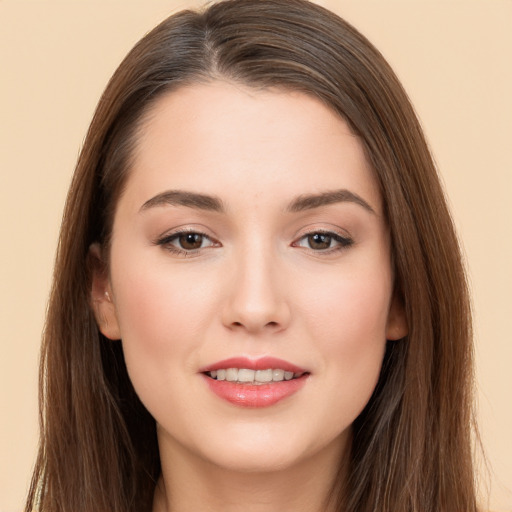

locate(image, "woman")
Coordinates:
25 0 479 510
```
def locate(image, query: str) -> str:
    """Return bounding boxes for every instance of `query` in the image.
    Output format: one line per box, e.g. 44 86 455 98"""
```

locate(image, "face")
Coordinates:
92 81 407 474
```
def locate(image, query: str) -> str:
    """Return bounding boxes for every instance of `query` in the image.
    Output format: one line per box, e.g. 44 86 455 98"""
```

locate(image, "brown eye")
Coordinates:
178 233 204 250
308 233 332 250
293 231 354 253
156 231 216 254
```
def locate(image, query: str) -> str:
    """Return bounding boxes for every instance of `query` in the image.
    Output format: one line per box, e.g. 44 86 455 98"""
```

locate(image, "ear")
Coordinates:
385 292 408 341
89 243 121 340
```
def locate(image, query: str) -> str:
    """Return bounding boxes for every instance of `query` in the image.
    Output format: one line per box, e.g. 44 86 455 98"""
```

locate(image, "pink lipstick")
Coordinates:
200 356 309 408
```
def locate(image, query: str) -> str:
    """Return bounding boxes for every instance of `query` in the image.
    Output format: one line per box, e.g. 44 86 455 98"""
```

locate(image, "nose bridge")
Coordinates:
222 236 289 333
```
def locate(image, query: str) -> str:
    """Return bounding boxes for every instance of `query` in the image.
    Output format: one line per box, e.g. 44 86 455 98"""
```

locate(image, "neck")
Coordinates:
152 431 349 512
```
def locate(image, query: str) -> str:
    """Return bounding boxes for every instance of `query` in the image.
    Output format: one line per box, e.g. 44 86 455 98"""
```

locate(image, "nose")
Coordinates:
221 245 291 334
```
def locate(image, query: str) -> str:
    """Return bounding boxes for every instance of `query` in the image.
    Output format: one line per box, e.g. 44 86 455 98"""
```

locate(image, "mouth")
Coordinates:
200 357 310 407
204 368 307 385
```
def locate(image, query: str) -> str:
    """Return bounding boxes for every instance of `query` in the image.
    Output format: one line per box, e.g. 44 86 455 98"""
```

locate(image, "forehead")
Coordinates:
123 80 382 214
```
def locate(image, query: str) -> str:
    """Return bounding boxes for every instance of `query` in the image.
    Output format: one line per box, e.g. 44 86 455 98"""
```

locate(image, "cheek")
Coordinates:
298 266 391 412
109 258 222 420
300 262 392 343
110 258 216 377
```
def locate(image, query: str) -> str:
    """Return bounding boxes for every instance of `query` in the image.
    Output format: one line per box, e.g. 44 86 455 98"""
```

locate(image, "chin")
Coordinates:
189 422 348 475
209 445 301 473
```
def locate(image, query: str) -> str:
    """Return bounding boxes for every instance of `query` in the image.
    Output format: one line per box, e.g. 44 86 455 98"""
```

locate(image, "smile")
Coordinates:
200 357 310 407
205 368 305 385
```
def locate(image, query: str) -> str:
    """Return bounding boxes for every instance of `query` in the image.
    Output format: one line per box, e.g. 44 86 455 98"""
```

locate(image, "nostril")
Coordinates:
230 320 280 330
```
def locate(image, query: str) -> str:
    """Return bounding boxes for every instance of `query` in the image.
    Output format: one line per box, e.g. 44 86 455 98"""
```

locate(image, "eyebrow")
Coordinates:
140 190 225 213
286 189 375 214
139 188 375 215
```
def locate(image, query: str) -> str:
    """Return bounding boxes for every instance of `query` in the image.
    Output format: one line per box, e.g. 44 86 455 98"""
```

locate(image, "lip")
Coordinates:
199 356 307 374
200 356 309 408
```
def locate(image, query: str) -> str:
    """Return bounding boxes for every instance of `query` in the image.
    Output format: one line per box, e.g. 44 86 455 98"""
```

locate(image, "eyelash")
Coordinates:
155 229 218 257
292 230 354 253
155 229 354 256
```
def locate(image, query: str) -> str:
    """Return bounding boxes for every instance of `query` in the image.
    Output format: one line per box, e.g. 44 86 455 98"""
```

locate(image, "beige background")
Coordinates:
1 1 511 511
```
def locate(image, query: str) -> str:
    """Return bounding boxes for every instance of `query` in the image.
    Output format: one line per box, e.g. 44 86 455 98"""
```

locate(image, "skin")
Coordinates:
92 81 407 512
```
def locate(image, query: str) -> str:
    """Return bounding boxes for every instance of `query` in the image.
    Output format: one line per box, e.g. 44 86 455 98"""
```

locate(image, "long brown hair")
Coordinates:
26 1 478 510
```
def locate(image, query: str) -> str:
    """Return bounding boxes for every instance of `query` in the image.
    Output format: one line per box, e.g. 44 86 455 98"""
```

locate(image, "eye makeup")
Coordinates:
154 226 354 258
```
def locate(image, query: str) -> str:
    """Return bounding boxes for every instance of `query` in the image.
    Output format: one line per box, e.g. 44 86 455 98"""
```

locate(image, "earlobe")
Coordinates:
386 294 408 341
89 243 121 340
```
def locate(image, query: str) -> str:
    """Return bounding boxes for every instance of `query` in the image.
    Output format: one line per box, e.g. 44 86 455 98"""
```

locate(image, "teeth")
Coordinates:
272 369 284 381
237 369 254 382
207 367 304 384
255 369 273 382
226 368 239 381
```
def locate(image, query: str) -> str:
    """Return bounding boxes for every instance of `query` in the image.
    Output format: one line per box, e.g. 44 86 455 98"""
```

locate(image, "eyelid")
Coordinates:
153 224 353 257
291 226 354 253
154 226 221 257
